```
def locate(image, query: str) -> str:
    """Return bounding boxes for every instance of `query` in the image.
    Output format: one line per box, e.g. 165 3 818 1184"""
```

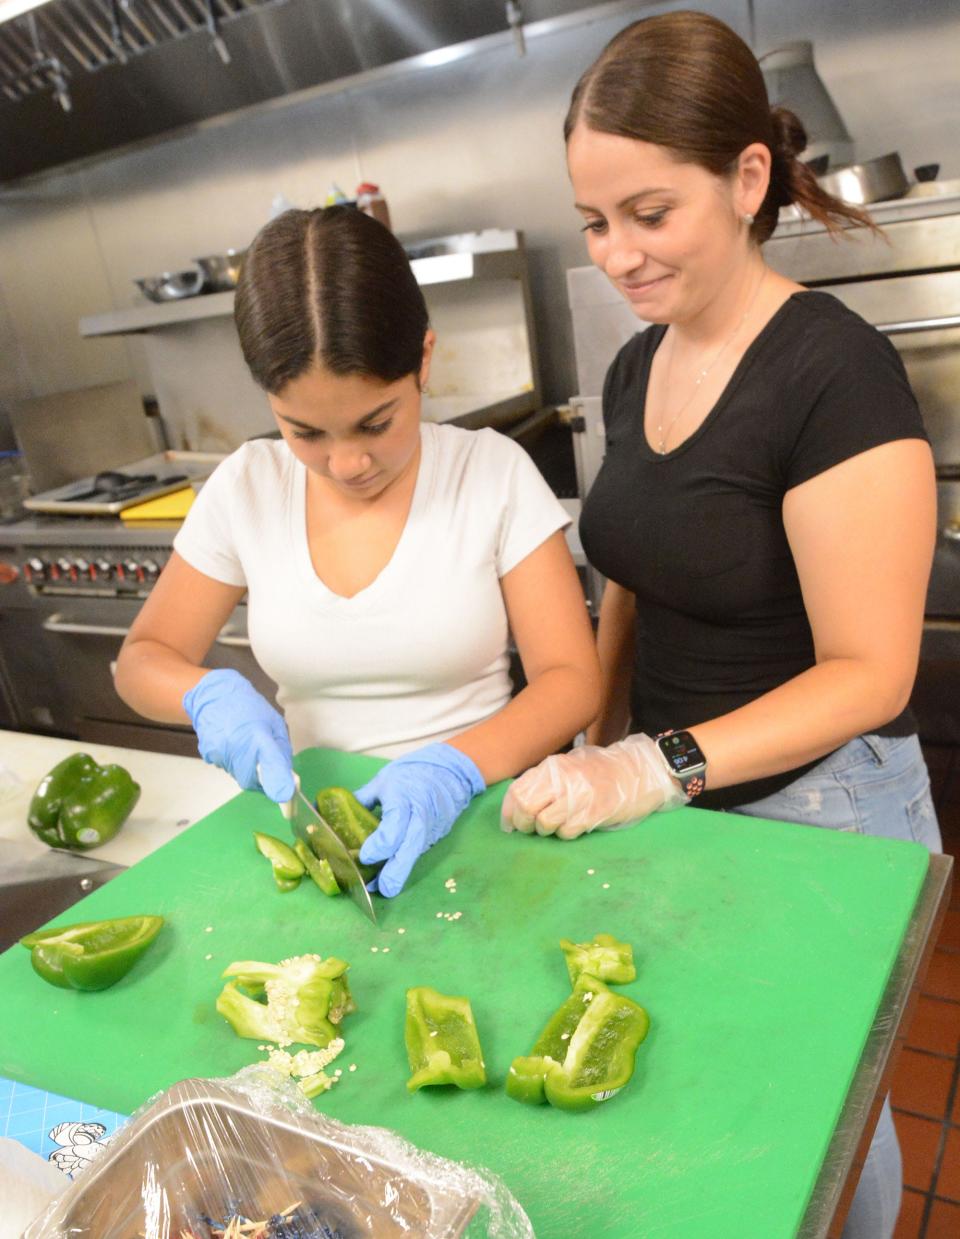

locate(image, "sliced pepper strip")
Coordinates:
506 973 649 1111
254 831 304 891
559 933 637 985
293 839 340 897
21 915 164 991
405 986 486 1092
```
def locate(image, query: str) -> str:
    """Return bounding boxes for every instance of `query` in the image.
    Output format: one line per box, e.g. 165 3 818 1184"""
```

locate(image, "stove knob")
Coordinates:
74 557 91 581
93 558 113 581
122 558 144 584
142 559 161 583
24 556 47 583
57 557 78 582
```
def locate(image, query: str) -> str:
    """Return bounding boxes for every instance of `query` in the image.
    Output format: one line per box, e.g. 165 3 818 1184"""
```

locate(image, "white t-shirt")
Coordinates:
174 422 571 758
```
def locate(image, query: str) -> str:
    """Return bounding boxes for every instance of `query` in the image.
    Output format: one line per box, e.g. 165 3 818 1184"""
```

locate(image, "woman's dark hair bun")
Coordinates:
770 106 808 161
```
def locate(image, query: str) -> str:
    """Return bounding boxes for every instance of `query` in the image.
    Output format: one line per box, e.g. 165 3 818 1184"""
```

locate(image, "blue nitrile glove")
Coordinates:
182 668 295 802
355 743 486 898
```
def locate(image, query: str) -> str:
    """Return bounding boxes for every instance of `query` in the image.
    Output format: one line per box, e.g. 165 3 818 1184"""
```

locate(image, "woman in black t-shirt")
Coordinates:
501 13 940 1239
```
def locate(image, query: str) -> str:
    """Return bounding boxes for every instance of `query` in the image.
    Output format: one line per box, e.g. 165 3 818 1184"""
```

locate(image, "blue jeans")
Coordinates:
734 734 942 1239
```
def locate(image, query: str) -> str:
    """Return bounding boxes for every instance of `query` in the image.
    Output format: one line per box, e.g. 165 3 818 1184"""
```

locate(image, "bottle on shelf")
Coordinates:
356 182 392 231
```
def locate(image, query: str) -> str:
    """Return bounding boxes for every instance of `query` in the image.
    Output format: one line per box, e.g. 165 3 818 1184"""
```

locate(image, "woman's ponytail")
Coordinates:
754 106 879 243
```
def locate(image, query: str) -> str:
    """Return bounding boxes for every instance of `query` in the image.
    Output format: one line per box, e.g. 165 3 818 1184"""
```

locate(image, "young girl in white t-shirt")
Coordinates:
115 205 600 897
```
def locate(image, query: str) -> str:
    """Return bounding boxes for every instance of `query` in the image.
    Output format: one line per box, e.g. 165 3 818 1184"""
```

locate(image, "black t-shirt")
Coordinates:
579 291 929 810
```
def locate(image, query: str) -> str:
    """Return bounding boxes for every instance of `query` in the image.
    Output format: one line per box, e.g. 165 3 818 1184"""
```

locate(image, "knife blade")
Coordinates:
281 776 378 925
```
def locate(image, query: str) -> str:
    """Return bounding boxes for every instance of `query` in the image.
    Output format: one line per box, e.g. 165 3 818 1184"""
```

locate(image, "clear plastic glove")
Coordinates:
182 668 295 802
355 743 485 898
500 733 687 840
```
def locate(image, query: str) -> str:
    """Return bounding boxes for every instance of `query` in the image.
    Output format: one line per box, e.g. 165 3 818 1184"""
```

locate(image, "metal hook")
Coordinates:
204 0 231 65
109 0 128 64
505 0 525 57
25 12 71 112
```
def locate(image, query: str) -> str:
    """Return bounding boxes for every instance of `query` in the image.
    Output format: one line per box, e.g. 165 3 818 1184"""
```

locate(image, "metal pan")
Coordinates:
817 152 909 206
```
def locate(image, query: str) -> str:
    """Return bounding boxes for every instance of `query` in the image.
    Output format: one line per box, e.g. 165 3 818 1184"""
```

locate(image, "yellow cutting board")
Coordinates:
120 486 195 522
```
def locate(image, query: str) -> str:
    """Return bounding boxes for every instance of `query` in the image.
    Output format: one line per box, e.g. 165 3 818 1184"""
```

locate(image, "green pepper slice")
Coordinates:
293 839 340 897
21 915 164 991
254 831 305 890
559 933 637 985
506 973 649 1111
405 986 487 1092
28 753 141 851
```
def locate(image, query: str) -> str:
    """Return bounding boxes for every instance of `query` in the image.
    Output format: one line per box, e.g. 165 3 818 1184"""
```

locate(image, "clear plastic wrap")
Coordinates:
24 1066 534 1239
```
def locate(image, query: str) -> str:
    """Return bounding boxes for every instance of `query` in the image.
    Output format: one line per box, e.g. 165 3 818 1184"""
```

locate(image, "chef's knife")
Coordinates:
280 775 378 925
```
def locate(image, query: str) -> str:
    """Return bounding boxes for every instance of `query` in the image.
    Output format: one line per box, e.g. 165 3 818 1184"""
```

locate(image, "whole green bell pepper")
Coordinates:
405 986 487 1092
506 973 650 1112
28 753 141 851
20 915 164 991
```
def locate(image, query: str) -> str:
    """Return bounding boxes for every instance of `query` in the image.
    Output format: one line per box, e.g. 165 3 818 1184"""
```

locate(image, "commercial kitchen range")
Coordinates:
0 515 269 750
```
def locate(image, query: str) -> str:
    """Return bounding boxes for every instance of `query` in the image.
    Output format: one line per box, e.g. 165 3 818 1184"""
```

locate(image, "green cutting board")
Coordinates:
0 748 929 1238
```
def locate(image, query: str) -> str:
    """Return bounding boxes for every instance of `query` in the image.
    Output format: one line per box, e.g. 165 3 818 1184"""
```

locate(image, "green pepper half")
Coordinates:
315 787 379 851
314 787 380 885
506 973 649 1112
405 986 487 1092
28 753 141 851
21 915 164 991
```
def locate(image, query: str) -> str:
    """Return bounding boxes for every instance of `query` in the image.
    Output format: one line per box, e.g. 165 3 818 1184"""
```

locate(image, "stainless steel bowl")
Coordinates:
816 152 909 206
134 268 205 302
193 247 247 292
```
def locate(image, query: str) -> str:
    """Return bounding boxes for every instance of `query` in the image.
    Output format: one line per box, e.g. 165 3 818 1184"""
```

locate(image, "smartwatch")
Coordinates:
654 730 707 799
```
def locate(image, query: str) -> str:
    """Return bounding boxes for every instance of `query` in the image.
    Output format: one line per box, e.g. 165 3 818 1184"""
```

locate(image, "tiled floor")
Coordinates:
892 745 960 1238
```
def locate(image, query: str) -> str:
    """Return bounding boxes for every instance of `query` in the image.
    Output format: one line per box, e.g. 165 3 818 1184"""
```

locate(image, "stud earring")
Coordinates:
742 212 755 225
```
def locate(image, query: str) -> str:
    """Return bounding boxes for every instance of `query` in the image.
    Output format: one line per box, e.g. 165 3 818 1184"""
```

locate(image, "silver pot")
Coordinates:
134 268 204 302
193 248 247 292
816 152 909 206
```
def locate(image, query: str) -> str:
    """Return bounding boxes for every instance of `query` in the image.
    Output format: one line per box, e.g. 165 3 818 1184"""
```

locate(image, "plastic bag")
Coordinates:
0 1137 65 1239
24 1066 533 1238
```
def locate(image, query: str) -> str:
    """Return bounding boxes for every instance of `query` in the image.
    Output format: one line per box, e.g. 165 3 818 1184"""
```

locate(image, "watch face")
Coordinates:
658 731 706 775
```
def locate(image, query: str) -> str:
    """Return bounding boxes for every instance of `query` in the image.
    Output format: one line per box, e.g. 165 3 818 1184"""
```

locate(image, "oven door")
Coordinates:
912 480 960 743
34 595 279 755
823 270 960 466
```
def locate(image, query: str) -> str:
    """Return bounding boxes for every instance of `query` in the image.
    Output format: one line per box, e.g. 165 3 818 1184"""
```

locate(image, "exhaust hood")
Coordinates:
0 0 599 183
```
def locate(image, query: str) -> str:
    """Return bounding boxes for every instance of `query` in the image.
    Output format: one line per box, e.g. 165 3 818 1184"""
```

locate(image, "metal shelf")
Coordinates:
79 231 526 339
79 291 236 338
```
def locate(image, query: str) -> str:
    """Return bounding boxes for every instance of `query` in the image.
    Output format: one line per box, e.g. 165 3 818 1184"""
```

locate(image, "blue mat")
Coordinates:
0 1075 127 1179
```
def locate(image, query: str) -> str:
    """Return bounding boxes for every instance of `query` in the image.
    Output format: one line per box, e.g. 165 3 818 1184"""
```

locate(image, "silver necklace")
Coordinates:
655 266 768 455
